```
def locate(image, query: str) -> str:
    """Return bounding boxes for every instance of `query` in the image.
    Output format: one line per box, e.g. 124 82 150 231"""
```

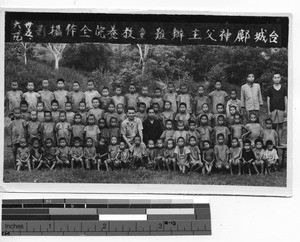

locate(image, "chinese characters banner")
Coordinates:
5 12 288 47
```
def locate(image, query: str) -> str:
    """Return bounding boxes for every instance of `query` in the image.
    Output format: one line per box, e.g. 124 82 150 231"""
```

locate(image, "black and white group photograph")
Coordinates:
2 12 290 190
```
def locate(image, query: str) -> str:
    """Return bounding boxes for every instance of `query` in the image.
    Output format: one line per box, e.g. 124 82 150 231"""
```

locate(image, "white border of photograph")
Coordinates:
0 8 293 197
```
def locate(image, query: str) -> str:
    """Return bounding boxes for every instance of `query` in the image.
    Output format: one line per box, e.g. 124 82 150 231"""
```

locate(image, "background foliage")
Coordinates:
5 43 288 97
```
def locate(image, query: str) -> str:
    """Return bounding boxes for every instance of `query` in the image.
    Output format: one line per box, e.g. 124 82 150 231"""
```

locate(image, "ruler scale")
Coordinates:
2 199 211 236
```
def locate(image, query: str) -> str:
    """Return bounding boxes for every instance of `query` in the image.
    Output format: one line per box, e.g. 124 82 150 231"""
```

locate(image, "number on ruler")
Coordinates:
45 200 52 204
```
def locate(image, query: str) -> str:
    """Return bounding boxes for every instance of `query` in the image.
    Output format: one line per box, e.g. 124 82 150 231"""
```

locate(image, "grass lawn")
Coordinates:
3 136 286 187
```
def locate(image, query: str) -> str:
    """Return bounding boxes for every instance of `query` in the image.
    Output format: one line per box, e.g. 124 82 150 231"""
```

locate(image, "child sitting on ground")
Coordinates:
174 137 190 174
202 140 215 175
214 133 230 173
56 137 70 168
30 138 44 170
16 138 31 171
97 137 109 171
145 139 156 170
129 135 147 169
83 137 97 170
229 137 242 175
163 139 176 172
154 139 164 171
264 140 279 174
253 138 266 175
70 137 84 169
108 136 119 170
116 141 130 169
241 139 256 175
188 136 203 174
43 138 57 170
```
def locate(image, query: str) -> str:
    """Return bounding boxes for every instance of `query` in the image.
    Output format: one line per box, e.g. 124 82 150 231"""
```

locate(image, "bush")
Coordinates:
5 60 88 93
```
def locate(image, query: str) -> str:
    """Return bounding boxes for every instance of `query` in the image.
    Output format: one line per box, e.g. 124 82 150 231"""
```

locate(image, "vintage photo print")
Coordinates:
0 10 292 196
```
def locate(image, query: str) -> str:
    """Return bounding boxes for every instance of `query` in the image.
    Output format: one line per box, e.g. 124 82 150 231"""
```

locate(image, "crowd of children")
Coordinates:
6 72 287 175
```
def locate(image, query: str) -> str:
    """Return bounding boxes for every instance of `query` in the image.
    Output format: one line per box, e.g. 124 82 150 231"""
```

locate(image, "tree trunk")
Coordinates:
24 52 27 65
55 57 60 70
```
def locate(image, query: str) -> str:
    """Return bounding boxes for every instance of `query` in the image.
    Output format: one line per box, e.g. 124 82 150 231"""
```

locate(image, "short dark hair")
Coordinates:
59 110 66 115
92 97 100 102
179 102 187 108
20 100 28 107
230 89 237 93
177 136 185 143
155 87 162 92
44 111 52 116
189 136 197 141
57 78 65 84
127 107 136 112
138 102 146 107
73 137 82 143
87 79 94 84
102 86 109 91
59 137 67 142
45 137 53 143
85 137 93 143
265 118 273 124
51 99 59 105
189 120 196 125
203 140 211 146
266 140 273 146
217 133 225 139
147 107 155 113
255 138 263 145
216 103 224 109
73 81 80 85
243 139 251 145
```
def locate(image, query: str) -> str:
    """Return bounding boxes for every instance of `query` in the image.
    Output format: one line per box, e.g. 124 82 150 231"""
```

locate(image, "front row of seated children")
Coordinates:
15 131 279 176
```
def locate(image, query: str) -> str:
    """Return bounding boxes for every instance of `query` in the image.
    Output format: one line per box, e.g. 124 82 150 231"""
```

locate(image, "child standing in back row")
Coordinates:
125 83 139 111
164 82 178 113
5 81 23 118
53 78 68 111
69 81 84 112
22 81 40 112
84 80 101 111
194 85 211 116
209 80 228 114
137 86 152 110
38 79 54 112
177 83 193 114
112 85 125 108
